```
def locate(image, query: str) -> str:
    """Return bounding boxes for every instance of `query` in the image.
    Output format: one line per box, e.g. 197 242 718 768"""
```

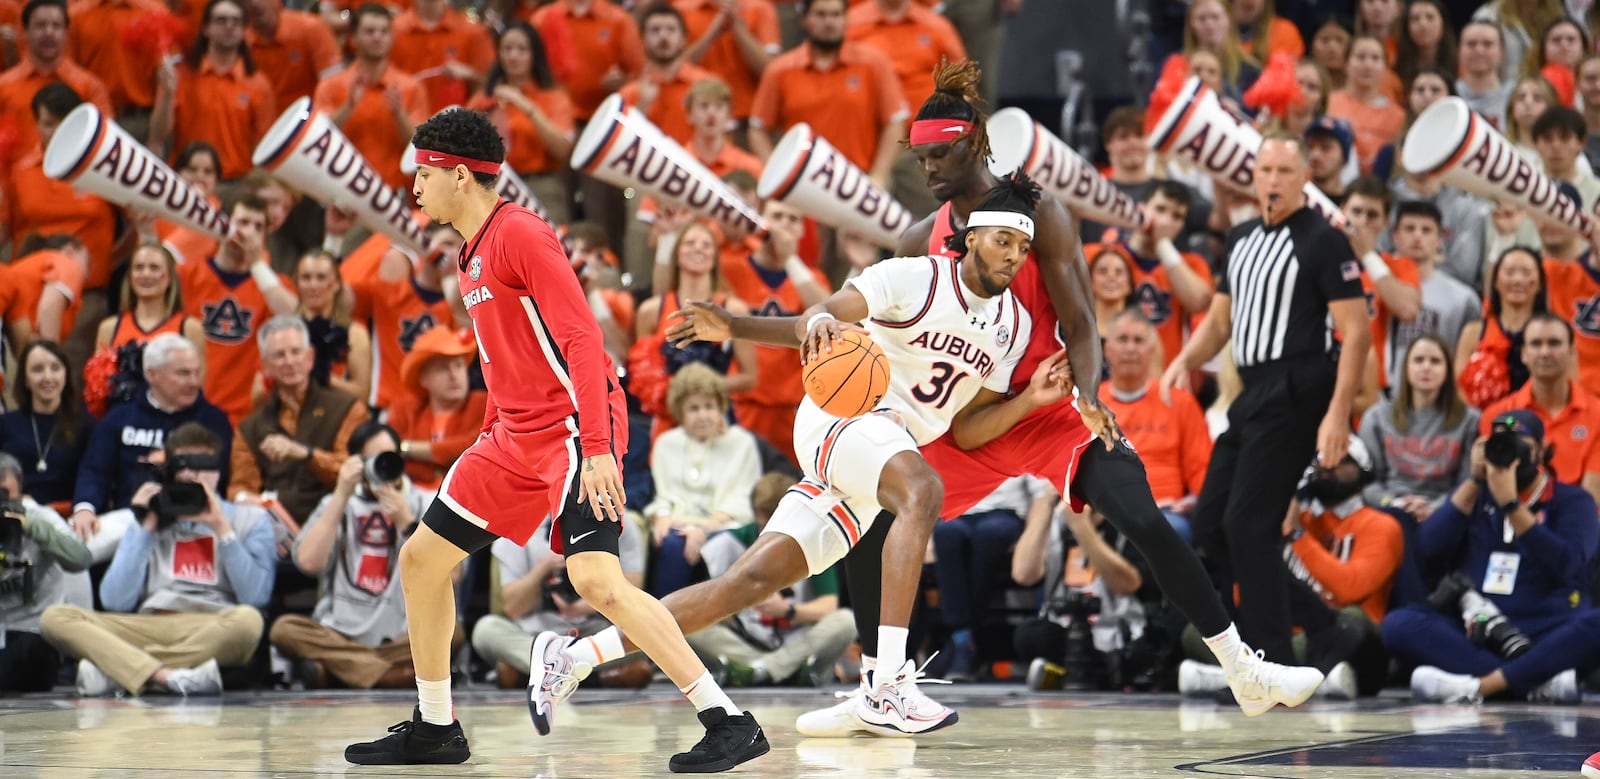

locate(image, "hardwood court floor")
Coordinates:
0 685 1594 777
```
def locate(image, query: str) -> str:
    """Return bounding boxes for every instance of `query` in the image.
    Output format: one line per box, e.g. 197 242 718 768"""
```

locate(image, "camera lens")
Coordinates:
366 451 405 484
1483 430 1521 468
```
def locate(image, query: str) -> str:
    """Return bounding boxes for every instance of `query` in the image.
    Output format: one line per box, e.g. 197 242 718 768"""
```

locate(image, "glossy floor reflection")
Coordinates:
0 686 1594 777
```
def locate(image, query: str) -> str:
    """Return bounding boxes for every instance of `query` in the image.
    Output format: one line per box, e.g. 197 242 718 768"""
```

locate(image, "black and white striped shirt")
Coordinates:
1216 207 1365 368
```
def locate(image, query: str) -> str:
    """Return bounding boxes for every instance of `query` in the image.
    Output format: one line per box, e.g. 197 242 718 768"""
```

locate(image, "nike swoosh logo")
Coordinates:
569 530 598 544
427 154 446 162
941 126 964 133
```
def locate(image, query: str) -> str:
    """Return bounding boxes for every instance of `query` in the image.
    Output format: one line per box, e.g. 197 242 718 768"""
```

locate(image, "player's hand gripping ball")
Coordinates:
802 330 891 417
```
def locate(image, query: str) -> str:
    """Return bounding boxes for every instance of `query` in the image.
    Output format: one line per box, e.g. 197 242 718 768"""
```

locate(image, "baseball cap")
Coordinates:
400 326 477 393
1491 409 1545 441
1305 115 1354 161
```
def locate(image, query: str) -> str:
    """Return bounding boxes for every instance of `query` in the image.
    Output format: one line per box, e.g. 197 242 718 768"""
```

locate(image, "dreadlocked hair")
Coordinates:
942 171 1044 256
910 58 992 161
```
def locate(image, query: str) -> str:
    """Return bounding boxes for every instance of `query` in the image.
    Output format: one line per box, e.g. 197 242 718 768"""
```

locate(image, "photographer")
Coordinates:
1381 410 1600 704
269 422 433 689
0 453 91 692
40 423 277 697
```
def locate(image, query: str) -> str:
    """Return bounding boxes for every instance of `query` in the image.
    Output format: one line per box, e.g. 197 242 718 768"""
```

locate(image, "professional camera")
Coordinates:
1047 590 1103 690
364 451 405 486
0 488 34 604
146 453 217 528
1484 427 1533 469
541 567 581 612
1428 572 1531 660
0 488 27 557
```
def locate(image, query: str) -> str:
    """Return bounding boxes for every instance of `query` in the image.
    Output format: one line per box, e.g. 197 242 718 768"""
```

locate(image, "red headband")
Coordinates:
413 148 502 175
909 119 973 146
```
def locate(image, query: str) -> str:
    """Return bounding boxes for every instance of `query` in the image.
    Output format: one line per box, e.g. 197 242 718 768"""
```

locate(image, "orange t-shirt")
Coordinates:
1098 379 1212 503
173 57 276 179
672 0 778 120
5 249 85 337
1 150 117 288
722 252 820 410
389 8 495 112
751 41 908 171
1481 380 1600 487
0 58 113 154
67 0 177 112
470 83 577 175
1542 256 1600 392
1289 506 1404 624
347 258 456 409
156 201 223 266
1239 16 1305 60
178 257 291 424
1360 253 1421 391
312 65 430 192
845 1 966 109
617 61 719 146
247 9 341 112
107 309 188 349
531 0 644 120
386 388 489 489
1327 90 1405 175
1096 241 1214 367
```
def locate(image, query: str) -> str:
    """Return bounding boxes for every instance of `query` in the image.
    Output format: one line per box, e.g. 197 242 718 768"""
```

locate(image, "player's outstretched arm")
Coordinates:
948 350 1072 450
666 301 803 348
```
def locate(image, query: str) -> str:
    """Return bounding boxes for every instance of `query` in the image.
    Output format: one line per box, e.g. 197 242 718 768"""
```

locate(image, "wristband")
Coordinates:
588 289 612 321
1154 238 1184 269
216 532 237 546
655 233 678 266
1360 251 1391 282
805 312 836 333
250 261 283 291
784 256 812 284
321 234 344 257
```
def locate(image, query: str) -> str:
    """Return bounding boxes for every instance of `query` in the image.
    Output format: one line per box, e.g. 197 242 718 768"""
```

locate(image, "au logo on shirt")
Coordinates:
1575 295 1600 336
398 313 437 352
203 298 255 343
1134 282 1174 325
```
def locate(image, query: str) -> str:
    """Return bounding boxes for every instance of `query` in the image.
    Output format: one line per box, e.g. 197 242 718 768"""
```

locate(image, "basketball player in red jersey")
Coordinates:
815 60 1325 727
344 109 769 773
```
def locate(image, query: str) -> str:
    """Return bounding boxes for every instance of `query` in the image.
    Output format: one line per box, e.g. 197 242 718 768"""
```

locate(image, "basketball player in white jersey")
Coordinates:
522 174 1076 736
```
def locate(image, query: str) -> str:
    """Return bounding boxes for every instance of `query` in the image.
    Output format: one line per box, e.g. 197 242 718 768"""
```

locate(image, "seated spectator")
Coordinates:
93 243 207 364
344 222 462 409
1456 246 1547 409
687 472 855 686
1383 410 1600 704
644 364 761 597
269 422 432 689
1480 314 1600 504
148 0 275 183
70 335 233 560
470 514 652 690
1097 311 1211 544
41 423 277 697
292 250 372 403
932 476 1055 681
388 326 489 490
1527 18 1585 106
231 316 369 525
0 452 92 692
1328 35 1405 174
1360 335 1481 522
469 21 576 225
0 341 93 511
1386 201 1483 375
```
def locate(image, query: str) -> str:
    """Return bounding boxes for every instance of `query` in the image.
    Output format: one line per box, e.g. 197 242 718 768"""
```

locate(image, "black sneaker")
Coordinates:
345 708 470 765
668 709 770 773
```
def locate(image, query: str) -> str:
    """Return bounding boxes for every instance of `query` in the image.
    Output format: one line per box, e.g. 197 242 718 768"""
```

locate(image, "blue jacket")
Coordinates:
71 393 233 514
1422 476 1600 621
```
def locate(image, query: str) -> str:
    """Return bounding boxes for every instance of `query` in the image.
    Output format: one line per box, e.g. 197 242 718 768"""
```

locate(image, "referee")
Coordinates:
1159 132 1371 665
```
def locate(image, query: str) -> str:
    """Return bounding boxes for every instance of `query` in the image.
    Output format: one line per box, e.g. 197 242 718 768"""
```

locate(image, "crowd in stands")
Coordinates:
0 0 1599 709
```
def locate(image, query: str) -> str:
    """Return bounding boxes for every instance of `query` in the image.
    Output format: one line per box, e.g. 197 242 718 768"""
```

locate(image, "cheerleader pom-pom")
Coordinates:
1542 64 1575 107
82 347 118 419
118 11 188 61
1243 52 1305 117
1145 54 1192 136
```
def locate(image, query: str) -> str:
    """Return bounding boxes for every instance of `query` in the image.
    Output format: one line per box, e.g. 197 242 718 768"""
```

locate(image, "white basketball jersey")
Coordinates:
836 254 1033 444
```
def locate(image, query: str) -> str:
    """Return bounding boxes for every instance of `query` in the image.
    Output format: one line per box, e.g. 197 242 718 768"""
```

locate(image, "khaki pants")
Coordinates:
687 609 857 683
40 605 263 694
268 614 415 689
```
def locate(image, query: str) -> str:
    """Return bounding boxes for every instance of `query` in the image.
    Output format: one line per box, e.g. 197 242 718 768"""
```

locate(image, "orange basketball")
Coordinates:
802 330 891 417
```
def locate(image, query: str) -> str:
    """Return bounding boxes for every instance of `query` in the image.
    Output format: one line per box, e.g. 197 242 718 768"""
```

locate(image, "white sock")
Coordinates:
1203 624 1246 674
876 627 909 680
567 629 625 678
680 671 739 716
416 677 453 725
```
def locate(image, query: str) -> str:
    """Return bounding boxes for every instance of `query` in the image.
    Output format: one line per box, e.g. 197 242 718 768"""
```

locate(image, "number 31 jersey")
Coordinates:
840 254 1032 445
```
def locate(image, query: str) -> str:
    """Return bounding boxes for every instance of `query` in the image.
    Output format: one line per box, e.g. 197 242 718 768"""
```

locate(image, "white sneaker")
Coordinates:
1583 751 1600 778
1317 662 1358 700
526 632 586 736
1529 669 1579 704
1225 649 1324 717
1178 660 1228 696
77 659 114 697
796 678 876 737
854 659 958 736
165 659 223 696
1410 666 1483 703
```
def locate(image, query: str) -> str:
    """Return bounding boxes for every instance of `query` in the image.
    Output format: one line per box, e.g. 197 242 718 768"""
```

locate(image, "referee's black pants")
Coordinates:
1193 357 1335 664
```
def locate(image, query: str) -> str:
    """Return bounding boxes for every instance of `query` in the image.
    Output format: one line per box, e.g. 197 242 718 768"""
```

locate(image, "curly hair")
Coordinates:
411 108 506 187
909 58 992 162
666 362 729 424
942 171 1044 257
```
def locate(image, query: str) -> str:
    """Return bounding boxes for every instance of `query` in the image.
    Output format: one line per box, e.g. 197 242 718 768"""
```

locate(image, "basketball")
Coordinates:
802 330 891 417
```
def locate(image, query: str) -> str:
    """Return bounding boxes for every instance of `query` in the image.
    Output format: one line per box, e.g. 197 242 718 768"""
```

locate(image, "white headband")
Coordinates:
967 210 1035 239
